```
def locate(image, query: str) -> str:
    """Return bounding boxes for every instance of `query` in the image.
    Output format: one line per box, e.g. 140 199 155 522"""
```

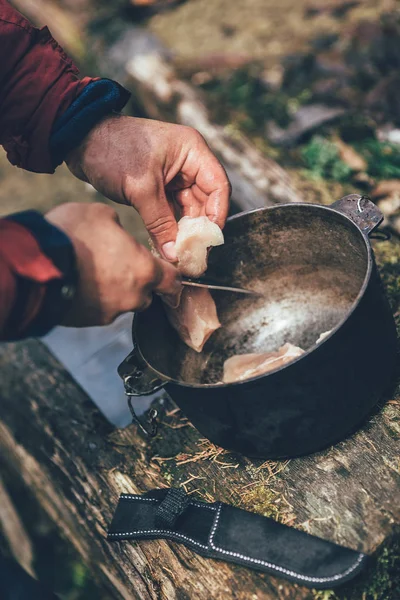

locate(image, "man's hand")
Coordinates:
66 115 231 261
46 203 181 327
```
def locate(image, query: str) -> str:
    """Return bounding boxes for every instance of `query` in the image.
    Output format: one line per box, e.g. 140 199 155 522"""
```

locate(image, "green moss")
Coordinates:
163 471 173 484
374 240 400 333
356 140 400 179
239 484 284 520
239 462 293 522
301 137 352 182
313 592 339 600
198 64 294 134
71 562 88 590
298 133 400 186
352 539 400 600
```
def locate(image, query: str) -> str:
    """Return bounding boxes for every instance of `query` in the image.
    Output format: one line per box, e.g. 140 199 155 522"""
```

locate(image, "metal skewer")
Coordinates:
182 279 261 297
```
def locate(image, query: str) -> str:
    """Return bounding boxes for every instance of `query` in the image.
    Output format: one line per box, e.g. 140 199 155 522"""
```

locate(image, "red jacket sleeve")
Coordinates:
0 220 63 340
0 0 95 173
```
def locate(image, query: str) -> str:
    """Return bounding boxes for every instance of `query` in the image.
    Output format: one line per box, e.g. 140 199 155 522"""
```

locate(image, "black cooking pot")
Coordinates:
118 194 398 459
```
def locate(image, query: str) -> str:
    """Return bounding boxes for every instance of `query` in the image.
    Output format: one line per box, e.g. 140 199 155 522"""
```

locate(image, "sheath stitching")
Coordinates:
119 494 217 511
112 496 364 583
208 503 365 584
108 529 209 550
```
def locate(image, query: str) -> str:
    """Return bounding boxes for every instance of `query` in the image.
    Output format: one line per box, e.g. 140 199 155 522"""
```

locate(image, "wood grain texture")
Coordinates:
0 335 398 599
0 476 36 577
0 341 312 599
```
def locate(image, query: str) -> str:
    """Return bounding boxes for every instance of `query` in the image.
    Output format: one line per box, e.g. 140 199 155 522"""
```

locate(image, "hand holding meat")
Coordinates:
66 115 231 261
46 203 181 327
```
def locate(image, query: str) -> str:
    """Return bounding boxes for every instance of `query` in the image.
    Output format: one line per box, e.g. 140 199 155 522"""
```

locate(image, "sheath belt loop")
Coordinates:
155 488 190 529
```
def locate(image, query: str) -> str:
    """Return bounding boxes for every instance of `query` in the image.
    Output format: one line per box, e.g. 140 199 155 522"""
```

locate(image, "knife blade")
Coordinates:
182 278 261 297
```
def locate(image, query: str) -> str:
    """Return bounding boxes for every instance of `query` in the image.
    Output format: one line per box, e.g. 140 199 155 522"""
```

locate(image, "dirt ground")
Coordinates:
147 0 400 209
148 0 393 67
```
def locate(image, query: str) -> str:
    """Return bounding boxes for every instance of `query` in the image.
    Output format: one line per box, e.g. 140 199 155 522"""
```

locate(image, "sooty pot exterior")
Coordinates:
119 195 398 459
165 273 396 458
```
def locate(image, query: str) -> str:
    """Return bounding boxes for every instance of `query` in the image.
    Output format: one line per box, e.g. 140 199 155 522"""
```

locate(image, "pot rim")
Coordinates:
133 202 373 389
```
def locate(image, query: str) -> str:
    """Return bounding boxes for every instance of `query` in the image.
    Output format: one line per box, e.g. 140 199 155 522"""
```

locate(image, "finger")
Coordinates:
130 256 181 312
205 183 231 229
152 257 182 293
177 182 229 230
194 155 231 229
175 187 205 218
166 190 183 222
127 178 178 261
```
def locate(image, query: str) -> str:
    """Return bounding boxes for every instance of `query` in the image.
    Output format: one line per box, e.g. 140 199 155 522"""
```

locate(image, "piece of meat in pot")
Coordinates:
175 216 224 277
164 216 224 352
223 343 304 383
165 286 221 352
316 330 332 344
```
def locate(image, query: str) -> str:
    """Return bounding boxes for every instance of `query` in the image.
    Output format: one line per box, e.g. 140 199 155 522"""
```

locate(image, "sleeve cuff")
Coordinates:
50 78 131 168
5 211 78 338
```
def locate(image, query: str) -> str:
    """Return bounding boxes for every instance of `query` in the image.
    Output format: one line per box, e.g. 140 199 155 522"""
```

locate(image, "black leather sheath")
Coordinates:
108 488 367 589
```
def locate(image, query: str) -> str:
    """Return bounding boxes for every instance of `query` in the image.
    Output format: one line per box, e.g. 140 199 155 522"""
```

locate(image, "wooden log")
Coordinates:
0 338 399 599
0 341 311 600
0 476 36 578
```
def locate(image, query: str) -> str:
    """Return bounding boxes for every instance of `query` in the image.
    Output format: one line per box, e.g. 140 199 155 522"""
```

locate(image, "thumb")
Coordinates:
133 180 178 262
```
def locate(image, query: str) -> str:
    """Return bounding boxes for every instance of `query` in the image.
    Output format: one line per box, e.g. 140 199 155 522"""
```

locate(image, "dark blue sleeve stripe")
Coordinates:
50 79 131 168
6 210 73 275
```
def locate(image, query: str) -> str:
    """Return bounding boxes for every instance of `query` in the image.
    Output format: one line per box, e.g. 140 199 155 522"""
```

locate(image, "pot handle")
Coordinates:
331 194 383 236
118 346 168 437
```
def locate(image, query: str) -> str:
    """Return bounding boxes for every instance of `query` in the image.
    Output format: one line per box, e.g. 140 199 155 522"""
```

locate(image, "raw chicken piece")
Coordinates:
223 343 304 383
165 287 221 352
316 330 332 344
164 216 223 351
175 216 224 278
